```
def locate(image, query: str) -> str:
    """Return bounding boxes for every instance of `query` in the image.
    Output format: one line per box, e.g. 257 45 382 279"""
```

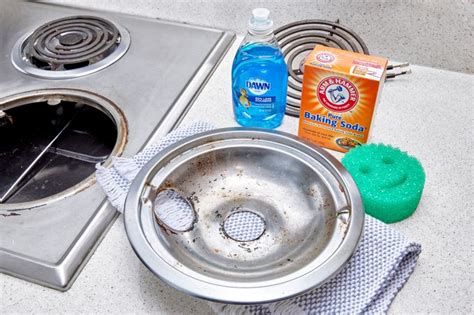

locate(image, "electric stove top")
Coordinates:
0 0 234 290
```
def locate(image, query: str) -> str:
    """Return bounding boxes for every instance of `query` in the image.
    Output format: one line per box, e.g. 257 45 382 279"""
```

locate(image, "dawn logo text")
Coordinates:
246 78 271 95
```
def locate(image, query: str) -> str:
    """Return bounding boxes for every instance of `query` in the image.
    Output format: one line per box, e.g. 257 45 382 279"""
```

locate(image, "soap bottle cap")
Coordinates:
248 8 274 35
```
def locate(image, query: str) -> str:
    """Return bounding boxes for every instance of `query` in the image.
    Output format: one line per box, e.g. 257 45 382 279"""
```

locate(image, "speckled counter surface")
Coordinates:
1 38 473 314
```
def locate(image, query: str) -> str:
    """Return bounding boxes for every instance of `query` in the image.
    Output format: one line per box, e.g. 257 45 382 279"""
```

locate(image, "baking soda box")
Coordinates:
298 45 388 152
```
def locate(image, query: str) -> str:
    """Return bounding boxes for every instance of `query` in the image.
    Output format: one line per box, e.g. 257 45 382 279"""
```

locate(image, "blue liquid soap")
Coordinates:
231 8 288 129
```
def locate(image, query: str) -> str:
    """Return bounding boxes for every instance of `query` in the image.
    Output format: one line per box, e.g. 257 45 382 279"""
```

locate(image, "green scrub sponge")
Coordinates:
342 144 425 223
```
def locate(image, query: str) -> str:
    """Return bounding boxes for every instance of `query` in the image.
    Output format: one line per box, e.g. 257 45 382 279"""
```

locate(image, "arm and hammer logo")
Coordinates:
317 76 359 112
315 52 335 64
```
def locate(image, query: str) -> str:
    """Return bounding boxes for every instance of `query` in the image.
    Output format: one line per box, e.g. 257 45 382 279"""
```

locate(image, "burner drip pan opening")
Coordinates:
0 89 127 208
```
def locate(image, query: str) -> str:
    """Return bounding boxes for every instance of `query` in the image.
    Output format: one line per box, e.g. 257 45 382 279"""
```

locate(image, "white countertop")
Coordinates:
2 38 473 314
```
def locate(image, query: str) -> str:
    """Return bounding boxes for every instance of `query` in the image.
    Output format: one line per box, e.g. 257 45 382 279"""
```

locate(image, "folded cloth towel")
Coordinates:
211 215 421 314
96 121 215 212
96 121 421 315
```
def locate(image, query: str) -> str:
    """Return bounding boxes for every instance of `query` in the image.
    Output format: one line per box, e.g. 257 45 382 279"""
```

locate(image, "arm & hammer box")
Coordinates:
298 45 388 152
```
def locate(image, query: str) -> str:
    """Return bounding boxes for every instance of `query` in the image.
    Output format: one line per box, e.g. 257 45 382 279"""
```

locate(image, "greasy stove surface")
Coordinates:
0 1 234 290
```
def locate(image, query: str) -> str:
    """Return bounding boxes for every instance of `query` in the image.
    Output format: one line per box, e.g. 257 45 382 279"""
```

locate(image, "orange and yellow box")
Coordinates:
298 45 388 152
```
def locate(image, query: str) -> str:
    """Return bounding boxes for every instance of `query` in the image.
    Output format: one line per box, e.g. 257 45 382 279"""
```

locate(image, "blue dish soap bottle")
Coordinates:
231 8 288 129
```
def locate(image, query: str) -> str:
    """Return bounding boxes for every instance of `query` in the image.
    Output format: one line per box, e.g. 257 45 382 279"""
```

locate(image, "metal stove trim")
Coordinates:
0 202 119 291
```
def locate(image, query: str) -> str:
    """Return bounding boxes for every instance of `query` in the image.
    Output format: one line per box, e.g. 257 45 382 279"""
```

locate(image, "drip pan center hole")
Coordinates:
223 210 266 242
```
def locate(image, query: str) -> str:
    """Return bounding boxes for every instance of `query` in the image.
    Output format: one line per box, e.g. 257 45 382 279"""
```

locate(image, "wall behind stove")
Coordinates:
43 0 473 73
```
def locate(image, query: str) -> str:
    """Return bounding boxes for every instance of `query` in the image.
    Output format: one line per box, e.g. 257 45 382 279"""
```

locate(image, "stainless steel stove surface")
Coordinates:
0 1 234 290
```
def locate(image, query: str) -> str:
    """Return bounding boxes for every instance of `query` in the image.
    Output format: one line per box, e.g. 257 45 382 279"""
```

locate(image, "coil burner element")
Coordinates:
275 20 410 117
275 19 369 117
11 16 130 79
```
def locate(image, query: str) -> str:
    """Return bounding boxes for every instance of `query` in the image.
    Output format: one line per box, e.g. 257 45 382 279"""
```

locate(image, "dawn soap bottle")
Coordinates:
231 8 288 129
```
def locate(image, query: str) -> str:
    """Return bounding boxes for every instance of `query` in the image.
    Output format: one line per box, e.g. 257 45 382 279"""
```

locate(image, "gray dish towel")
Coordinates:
96 121 421 314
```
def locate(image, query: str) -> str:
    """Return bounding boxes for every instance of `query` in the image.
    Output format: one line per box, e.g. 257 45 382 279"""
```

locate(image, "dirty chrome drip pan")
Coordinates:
124 128 364 304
